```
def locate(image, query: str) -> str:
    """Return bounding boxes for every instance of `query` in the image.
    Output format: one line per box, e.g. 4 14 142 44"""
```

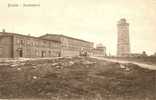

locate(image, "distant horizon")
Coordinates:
0 0 156 55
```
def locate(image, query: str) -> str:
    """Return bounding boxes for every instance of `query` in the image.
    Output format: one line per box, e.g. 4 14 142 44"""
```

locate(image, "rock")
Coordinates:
125 67 130 71
95 93 102 100
64 94 68 97
52 63 58 66
20 63 25 66
69 61 74 66
56 66 62 69
17 68 21 71
82 61 95 65
0 63 10 66
86 65 90 68
11 64 18 67
120 64 126 69
64 56 72 59
145 97 150 100
33 76 37 79
32 66 37 69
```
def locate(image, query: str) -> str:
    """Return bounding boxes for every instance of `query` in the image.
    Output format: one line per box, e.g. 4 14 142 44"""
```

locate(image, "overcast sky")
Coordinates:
0 0 156 55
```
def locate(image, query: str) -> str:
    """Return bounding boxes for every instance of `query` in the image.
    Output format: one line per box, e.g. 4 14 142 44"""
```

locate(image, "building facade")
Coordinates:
0 32 61 58
40 34 94 57
0 32 94 58
93 44 106 57
117 18 130 57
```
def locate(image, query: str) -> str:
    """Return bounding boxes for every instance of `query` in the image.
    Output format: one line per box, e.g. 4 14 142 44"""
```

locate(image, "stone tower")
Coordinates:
117 18 130 57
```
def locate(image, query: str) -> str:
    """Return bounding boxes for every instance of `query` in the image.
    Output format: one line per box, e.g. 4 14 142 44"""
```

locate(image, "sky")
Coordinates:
0 0 156 55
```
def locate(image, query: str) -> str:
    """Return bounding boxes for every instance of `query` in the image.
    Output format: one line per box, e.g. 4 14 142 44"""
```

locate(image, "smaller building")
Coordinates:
93 43 106 57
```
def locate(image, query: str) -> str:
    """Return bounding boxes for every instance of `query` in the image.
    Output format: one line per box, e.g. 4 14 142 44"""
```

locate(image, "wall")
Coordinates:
40 34 94 57
60 36 93 57
93 48 106 57
13 35 61 58
0 36 13 58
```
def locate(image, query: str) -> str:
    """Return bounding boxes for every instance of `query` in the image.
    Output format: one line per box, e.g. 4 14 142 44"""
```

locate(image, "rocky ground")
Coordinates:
0 57 156 100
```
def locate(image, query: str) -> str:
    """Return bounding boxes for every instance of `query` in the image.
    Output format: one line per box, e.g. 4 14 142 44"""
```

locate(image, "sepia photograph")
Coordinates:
0 0 156 100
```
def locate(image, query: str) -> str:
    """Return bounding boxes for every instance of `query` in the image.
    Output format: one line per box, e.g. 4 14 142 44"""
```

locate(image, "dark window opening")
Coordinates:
19 49 23 57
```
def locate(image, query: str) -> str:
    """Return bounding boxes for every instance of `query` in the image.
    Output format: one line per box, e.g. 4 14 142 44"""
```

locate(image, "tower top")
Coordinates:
118 18 129 25
120 18 126 22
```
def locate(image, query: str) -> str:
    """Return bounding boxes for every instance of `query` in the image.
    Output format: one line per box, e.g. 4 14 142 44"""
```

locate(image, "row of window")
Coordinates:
15 38 60 48
68 41 92 47
62 38 92 47
17 48 60 57
15 37 92 53
62 45 92 51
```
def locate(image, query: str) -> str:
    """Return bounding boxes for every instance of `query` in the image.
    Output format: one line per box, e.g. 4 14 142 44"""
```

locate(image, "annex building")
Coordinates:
0 31 94 58
93 43 106 57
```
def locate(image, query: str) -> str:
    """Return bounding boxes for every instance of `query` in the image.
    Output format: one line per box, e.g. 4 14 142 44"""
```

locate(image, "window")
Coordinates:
26 40 29 45
49 51 51 56
35 49 39 56
20 40 24 45
16 39 20 44
31 41 34 46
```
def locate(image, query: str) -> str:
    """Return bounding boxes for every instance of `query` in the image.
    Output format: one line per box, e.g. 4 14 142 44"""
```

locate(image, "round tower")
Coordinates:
117 18 130 57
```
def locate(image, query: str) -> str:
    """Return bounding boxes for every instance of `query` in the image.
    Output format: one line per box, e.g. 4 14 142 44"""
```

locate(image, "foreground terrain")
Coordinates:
0 57 156 100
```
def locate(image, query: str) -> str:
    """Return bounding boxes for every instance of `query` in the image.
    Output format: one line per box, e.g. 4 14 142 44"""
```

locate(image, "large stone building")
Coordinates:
0 31 61 58
117 18 130 57
40 34 94 57
0 31 93 58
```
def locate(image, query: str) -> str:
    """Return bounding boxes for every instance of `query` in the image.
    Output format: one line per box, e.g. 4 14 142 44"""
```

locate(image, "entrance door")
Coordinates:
19 49 23 57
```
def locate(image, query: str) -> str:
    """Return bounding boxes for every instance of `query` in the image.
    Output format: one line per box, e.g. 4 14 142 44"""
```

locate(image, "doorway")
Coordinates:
19 49 23 57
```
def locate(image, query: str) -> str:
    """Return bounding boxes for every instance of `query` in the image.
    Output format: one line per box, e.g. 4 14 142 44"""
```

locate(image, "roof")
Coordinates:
96 43 105 48
118 18 129 25
40 33 93 44
0 32 61 43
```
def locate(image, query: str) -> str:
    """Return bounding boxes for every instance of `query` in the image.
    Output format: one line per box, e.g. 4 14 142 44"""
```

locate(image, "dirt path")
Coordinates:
91 56 156 70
